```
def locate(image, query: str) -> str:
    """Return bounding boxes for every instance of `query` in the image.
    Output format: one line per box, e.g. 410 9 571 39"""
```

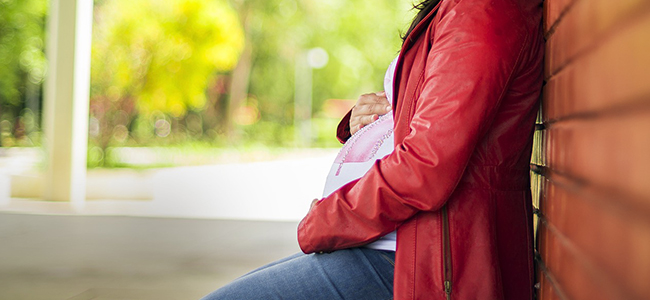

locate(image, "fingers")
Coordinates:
354 103 391 116
349 92 392 135
356 93 392 115
362 114 379 125
357 92 390 106
350 112 384 135
350 123 362 135
350 114 378 134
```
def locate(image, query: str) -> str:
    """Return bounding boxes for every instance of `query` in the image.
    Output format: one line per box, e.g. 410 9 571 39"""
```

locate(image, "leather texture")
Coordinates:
298 0 544 299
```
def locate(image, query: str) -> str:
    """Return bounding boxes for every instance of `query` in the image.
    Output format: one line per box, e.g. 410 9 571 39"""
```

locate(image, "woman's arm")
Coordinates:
300 1 531 253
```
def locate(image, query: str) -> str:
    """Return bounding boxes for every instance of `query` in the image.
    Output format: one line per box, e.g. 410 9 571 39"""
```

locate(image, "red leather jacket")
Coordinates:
298 0 544 299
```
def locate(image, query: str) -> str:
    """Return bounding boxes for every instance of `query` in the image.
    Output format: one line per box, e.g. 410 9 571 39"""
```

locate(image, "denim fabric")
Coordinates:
201 248 395 300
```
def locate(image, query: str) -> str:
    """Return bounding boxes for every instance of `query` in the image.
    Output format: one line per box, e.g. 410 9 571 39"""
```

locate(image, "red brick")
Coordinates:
545 0 650 77
539 178 650 299
544 8 650 121
537 220 617 300
544 111 650 202
537 272 562 300
544 0 576 34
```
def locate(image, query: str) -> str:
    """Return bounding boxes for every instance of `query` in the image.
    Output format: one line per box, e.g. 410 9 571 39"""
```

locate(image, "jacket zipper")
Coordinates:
442 205 453 300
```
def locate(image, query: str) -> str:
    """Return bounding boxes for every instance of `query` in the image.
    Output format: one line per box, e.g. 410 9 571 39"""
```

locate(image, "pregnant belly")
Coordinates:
322 113 394 197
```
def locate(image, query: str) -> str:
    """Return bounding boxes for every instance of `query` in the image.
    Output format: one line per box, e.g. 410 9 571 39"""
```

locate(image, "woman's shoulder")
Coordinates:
435 0 542 29
429 0 542 57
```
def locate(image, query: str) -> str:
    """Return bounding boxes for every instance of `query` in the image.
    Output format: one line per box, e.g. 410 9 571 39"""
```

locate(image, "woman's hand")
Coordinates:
349 92 392 135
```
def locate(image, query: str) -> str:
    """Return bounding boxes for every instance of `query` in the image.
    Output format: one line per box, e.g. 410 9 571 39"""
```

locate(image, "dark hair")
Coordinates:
402 0 442 44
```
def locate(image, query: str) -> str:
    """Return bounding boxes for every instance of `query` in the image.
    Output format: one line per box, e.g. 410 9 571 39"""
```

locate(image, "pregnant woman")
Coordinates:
202 0 544 299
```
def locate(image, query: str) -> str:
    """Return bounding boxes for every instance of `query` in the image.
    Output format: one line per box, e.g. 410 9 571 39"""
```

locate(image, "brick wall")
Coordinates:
532 0 650 299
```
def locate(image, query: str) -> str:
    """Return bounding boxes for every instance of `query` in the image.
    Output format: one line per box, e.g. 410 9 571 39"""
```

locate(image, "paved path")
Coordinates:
2 149 339 221
0 213 299 300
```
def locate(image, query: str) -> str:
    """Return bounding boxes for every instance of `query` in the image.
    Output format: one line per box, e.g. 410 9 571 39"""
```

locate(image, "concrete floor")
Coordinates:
0 212 300 300
2 149 338 221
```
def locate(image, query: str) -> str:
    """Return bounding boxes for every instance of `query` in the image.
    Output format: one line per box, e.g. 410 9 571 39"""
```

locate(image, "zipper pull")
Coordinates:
444 280 452 299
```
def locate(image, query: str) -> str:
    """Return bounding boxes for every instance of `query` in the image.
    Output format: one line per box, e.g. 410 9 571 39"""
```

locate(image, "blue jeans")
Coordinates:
201 248 395 300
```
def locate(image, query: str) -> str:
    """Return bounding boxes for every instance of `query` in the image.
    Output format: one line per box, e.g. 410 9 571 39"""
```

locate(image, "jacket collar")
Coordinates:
401 1 442 52
392 2 442 109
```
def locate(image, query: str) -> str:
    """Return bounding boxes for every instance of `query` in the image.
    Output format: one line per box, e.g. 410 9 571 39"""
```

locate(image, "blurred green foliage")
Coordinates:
0 0 48 147
92 0 244 116
235 0 409 147
89 0 245 166
0 0 412 168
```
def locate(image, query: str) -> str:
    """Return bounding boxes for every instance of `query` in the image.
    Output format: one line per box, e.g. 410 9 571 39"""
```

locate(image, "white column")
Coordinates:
294 53 312 147
43 0 93 207
294 48 328 147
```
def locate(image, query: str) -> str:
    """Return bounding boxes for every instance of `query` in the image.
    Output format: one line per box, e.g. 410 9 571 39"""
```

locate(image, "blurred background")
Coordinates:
0 0 416 299
0 0 414 218
1 0 411 165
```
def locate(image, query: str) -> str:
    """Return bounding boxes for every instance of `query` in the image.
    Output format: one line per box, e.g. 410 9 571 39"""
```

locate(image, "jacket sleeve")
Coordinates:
336 110 353 143
298 3 529 253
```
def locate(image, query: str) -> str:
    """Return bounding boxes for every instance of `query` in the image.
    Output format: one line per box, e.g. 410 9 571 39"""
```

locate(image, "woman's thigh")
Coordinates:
201 248 395 300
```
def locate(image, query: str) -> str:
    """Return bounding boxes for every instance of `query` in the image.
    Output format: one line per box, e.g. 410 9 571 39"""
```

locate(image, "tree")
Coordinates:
0 0 48 147
229 0 411 147
90 0 244 162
